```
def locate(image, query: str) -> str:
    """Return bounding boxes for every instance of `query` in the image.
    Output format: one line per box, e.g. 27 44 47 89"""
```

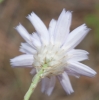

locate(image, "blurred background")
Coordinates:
0 0 99 100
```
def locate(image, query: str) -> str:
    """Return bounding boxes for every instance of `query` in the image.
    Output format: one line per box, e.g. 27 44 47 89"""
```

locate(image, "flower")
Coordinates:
10 9 96 96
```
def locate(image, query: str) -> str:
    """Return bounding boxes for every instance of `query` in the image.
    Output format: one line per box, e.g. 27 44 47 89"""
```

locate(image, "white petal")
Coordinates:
57 72 74 94
10 54 33 67
65 68 80 78
68 55 88 62
62 24 90 51
41 76 56 96
27 12 49 45
32 32 41 42
19 43 37 54
54 9 72 46
41 77 49 93
67 73 80 78
45 76 56 96
67 49 89 55
15 24 32 46
67 61 96 77
30 68 36 75
31 32 41 49
67 49 89 62
48 19 57 45
19 48 29 54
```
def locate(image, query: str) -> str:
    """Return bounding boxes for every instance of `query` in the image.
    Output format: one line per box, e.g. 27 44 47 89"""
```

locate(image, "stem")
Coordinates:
24 64 48 100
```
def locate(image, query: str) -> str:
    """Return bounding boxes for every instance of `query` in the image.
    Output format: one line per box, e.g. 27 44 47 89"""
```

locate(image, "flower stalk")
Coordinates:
24 64 48 100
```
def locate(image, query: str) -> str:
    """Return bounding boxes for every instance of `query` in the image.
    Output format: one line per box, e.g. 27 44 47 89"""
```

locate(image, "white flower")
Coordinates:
10 9 96 96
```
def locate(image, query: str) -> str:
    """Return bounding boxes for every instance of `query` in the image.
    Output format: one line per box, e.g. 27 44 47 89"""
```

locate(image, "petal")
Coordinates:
41 77 49 93
66 72 80 78
15 24 33 46
27 12 49 45
62 24 90 51
45 76 56 96
57 72 74 94
30 68 36 75
48 19 57 45
10 54 33 67
68 55 88 62
67 61 96 77
67 49 89 62
19 48 29 54
31 32 41 42
41 76 56 96
31 32 41 49
19 43 37 54
54 9 72 46
65 68 80 78
67 49 89 55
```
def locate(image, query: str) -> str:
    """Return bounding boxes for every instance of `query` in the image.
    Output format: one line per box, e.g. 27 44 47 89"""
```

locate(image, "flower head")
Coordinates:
10 9 96 96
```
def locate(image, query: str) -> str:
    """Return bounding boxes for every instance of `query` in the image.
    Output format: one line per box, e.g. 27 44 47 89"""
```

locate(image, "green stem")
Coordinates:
24 64 48 100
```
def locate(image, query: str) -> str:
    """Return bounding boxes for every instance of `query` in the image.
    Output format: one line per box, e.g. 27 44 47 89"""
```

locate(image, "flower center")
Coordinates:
33 44 67 77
